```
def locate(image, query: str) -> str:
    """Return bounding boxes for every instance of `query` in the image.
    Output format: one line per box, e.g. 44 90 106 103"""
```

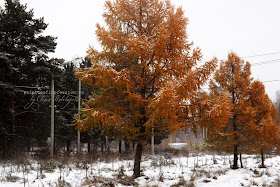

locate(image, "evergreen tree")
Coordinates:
0 0 56 157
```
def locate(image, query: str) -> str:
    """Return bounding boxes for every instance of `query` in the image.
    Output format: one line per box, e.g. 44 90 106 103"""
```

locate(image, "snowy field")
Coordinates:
1 154 280 187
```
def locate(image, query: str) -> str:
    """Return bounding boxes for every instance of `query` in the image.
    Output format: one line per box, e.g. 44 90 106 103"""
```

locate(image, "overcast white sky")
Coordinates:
1 0 280 100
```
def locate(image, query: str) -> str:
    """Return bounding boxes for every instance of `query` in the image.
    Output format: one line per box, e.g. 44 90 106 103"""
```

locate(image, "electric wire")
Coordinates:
197 51 280 65
251 59 280 66
241 51 280 58
2 52 280 92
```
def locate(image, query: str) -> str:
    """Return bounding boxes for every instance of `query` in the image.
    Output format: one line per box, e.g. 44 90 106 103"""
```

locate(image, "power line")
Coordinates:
263 80 280 83
241 51 280 58
251 59 280 66
197 51 280 65
200 80 280 91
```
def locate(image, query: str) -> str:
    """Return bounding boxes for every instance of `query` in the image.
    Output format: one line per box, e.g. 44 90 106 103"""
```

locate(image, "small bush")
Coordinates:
56 179 72 187
250 179 258 186
158 172 164 182
117 165 125 178
273 177 280 186
5 175 20 182
213 168 228 176
41 160 57 173
171 176 195 187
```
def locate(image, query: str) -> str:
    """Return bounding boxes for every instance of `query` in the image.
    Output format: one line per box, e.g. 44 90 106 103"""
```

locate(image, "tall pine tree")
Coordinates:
0 0 56 157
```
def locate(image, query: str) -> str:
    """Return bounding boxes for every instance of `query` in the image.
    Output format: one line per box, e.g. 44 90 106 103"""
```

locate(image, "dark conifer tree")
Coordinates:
0 0 56 157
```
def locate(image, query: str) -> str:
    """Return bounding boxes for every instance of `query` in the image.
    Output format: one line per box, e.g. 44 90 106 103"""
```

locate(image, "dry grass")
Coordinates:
171 175 195 187
82 176 136 187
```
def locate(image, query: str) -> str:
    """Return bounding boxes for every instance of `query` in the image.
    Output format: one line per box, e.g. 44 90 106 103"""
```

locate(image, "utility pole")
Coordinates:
50 76 54 158
50 57 83 158
151 128 154 155
77 78 81 154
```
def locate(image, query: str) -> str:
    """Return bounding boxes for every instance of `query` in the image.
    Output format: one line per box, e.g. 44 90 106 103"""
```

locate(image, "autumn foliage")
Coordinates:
75 0 225 177
245 81 279 167
209 52 279 168
73 0 280 176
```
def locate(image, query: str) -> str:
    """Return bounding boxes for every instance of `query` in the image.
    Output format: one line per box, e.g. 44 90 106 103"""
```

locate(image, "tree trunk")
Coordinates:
101 136 106 154
66 139 70 154
232 114 238 169
93 136 97 150
133 143 143 178
9 97 15 135
6 97 16 157
107 143 110 153
105 136 110 153
119 140 122 154
101 142 104 153
239 152 243 168
133 62 146 178
233 145 238 169
2 137 7 158
132 141 135 151
260 149 266 168
125 140 130 153
88 137 91 153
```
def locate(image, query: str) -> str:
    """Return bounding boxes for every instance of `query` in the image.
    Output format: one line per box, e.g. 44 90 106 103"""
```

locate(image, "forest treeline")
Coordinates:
1 0 280 178
0 0 107 158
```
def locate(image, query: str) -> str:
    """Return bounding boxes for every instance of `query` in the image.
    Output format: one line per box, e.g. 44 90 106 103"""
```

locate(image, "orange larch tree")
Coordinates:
188 91 233 138
75 0 219 177
246 80 279 167
210 52 253 169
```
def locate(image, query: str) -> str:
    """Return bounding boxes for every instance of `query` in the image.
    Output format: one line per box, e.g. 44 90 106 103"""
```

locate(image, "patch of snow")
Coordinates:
168 143 187 150
0 154 280 186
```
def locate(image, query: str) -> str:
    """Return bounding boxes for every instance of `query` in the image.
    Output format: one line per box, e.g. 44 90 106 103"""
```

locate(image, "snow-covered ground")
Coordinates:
1 154 280 186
